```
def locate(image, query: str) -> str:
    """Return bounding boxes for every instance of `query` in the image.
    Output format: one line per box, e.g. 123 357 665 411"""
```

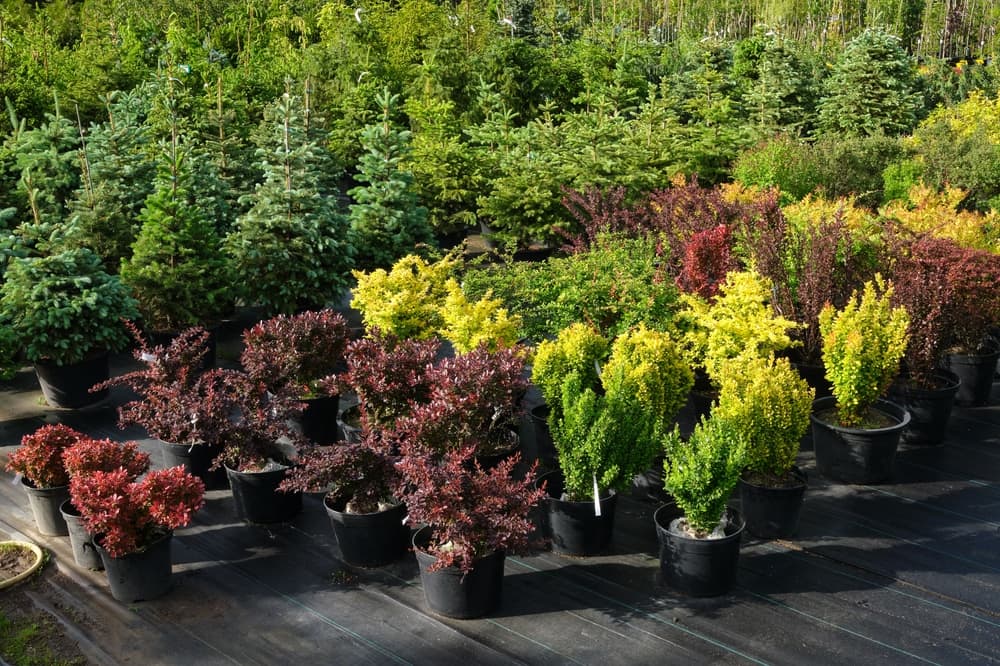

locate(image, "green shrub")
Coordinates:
531 322 609 420
732 136 820 204
662 415 743 536
819 276 909 427
438 280 521 353
713 355 813 483
551 326 692 499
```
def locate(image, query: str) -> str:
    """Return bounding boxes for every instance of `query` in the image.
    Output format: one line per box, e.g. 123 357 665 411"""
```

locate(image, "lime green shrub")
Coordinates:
530 323 609 421
819 276 909 427
438 280 521 353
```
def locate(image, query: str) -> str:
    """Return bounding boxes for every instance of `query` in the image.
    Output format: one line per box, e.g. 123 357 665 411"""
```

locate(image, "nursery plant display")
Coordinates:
812 276 911 483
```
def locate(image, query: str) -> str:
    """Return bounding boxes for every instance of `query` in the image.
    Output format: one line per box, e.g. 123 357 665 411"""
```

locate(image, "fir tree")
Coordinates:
349 87 434 270
66 91 156 271
226 84 353 315
120 128 232 333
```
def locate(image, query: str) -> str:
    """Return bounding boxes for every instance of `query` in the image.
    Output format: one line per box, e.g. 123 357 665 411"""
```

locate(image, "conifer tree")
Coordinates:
226 83 353 315
67 91 156 271
349 87 434 270
120 120 232 333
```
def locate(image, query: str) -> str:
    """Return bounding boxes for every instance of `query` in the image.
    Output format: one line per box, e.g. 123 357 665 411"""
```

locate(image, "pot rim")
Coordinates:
535 469 617 503
323 494 403 516
810 396 911 434
0 540 45 590
739 466 807 490
653 502 745 542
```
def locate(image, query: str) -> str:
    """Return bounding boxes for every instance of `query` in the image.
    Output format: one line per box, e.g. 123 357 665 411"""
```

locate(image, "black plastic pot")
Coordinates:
21 478 69 536
226 465 302 524
325 498 409 567
810 396 910 484
33 351 109 409
475 430 521 471
654 502 744 597
945 345 999 407
160 440 228 490
528 404 557 466
888 371 961 446
60 500 103 570
413 526 505 619
96 531 173 603
791 361 833 399
298 394 341 445
338 404 362 444
738 468 807 539
537 470 617 556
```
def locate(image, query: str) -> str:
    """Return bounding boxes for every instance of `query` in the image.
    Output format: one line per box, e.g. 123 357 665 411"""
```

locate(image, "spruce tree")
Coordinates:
349 88 434 270
120 130 232 333
67 91 156 271
226 84 353 315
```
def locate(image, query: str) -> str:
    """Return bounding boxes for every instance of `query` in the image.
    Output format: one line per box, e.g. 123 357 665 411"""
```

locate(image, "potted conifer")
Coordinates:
0 248 138 408
811 276 911 483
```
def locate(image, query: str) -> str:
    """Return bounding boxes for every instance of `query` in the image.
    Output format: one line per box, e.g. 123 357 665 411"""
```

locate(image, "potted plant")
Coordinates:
396 442 545 619
5 424 87 536
334 330 438 440
94 325 237 488
241 309 351 444
213 372 305 524
395 344 529 466
0 248 138 407
887 235 966 443
713 355 814 538
542 325 693 555
438 279 522 354
61 437 151 570
279 428 408 567
658 415 745 597
811 276 911 484
69 465 205 602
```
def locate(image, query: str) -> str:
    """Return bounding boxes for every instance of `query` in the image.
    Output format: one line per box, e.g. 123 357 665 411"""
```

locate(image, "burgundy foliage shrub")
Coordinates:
674 224 738 299
241 309 350 398
63 437 151 480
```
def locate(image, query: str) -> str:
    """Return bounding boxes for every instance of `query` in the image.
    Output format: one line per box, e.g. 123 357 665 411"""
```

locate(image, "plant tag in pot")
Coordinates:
592 472 602 517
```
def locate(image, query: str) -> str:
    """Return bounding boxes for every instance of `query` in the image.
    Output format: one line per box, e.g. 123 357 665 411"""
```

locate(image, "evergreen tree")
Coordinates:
66 90 156 271
739 29 815 138
120 128 232 333
226 85 353 315
816 28 922 137
349 88 434 270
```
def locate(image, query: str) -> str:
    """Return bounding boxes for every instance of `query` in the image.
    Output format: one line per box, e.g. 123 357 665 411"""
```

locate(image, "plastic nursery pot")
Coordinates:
20 478 70 537
33 351 110 409
945 345 999 407
60 500 103 570
95 531 173 603
159 440 229 490
810 396 910 484
296 394 341 445
536 470 617 556
887 371 961 446
654 502 744 598
338 404 363 444
226 465 302 524
412 526 505 619
738 467 807 539
324 497 409 567
528 404 558 467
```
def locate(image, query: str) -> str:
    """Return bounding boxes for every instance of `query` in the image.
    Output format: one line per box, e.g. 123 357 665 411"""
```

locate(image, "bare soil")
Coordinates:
0 543 37 582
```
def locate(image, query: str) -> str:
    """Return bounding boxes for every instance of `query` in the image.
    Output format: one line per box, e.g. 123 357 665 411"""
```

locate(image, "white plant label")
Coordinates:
592 472 602 517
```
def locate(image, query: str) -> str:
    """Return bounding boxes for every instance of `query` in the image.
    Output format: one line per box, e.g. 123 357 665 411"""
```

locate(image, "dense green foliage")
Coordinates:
0 248 137 364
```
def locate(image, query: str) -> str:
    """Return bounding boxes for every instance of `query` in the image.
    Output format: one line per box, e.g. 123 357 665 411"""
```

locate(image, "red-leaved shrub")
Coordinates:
70 466 204 558
63 438 150 480
6 424 87 488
